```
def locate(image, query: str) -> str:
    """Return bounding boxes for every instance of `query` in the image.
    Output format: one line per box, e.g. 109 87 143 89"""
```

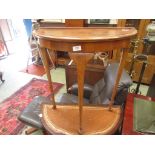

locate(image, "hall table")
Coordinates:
34 27 137 135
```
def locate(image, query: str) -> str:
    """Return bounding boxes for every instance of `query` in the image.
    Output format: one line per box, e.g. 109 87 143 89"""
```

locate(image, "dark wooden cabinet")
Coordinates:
65 61 105 92
116 19 155 84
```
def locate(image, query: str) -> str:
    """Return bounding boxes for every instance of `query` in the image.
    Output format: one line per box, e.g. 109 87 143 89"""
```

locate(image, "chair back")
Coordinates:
90 63 132 105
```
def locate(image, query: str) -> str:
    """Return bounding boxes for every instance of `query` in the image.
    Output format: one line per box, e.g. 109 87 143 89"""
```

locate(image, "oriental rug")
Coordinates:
0 78 63 135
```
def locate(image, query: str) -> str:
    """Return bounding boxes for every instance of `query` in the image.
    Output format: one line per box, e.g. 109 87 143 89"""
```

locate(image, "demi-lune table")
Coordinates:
34 27 137 135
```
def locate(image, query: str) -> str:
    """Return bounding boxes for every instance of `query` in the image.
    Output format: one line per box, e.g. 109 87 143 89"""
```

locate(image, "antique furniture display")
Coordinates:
19 27 136 135
19 63 132 134
117 19 155 85
36 27 137 135
39 19 117 67
128 21 155 94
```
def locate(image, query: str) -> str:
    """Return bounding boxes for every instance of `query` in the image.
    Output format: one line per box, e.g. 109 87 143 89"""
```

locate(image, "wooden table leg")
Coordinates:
40 47 56 109
109 48 128 110
69 52 93 134
47 49 56 69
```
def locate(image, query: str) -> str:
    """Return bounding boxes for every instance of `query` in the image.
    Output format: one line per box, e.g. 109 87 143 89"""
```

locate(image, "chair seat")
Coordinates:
18 96 51 129
56 93 89 104
18 94 89 130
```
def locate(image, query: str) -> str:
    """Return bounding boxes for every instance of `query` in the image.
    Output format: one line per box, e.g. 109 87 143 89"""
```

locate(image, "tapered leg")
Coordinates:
109 48 128 110
69 52 93 134
40 47 56 109
47 49 56 69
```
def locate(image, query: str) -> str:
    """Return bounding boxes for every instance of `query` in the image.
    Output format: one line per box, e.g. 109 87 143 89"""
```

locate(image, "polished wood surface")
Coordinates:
122 93 155 135
35 27 137 42
39 47 56 109
41 104 122 135
36 27 136 53
39 20 155 85
35 27 137 134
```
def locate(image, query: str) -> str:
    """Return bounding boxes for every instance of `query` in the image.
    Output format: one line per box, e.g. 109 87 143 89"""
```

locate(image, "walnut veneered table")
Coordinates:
34 27 137 135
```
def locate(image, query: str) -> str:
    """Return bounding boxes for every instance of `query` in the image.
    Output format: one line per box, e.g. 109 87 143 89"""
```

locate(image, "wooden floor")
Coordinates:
20 64 45 76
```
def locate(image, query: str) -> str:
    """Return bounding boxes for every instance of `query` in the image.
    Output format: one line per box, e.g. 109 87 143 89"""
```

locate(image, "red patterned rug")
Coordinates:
0 78 63 135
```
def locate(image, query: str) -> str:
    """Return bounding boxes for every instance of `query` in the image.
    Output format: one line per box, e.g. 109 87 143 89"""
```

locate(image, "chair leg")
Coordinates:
25 127 38 135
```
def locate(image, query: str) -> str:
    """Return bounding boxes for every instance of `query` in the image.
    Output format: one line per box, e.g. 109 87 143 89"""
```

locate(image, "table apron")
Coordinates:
39 38 131 52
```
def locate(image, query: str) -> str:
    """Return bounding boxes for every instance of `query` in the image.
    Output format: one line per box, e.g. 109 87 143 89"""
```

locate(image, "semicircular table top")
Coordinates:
34 27 137 42
35 27 137 135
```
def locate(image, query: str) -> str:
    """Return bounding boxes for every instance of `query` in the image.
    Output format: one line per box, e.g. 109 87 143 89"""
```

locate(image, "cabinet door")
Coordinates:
124 53 155 84
116 19 155 84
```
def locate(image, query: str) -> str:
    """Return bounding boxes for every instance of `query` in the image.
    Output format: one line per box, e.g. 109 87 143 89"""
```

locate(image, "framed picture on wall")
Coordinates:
88 19 118 24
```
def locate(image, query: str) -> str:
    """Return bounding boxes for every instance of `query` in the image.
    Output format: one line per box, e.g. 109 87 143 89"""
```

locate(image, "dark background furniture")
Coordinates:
122 93 155 135
65 63 132 106
65 61 105 92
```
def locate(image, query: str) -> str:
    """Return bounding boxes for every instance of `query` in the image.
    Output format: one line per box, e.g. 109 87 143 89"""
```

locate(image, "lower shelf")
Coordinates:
41 104 122 135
